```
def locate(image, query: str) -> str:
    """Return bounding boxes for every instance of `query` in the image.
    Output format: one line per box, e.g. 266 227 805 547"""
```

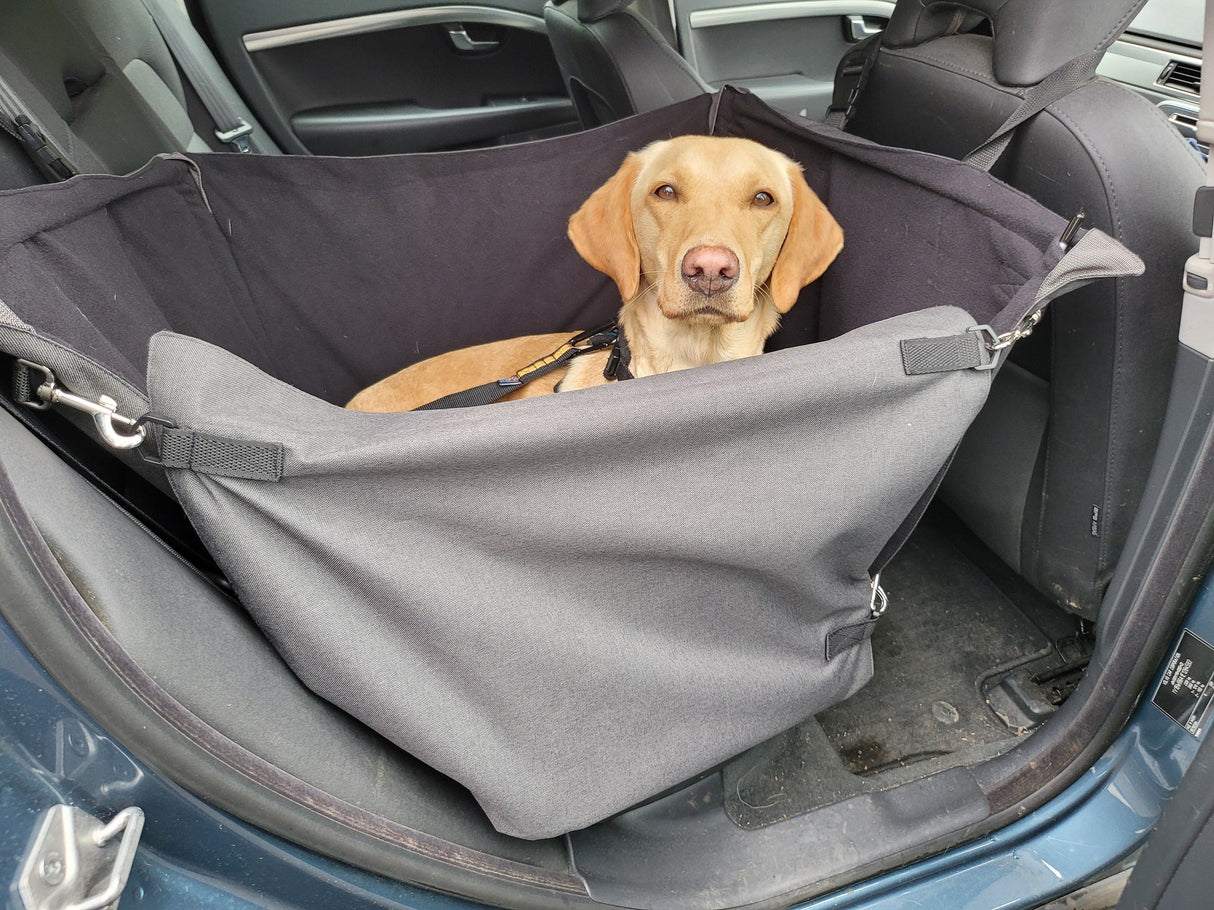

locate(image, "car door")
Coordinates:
195 0 578 155
670 0 894 120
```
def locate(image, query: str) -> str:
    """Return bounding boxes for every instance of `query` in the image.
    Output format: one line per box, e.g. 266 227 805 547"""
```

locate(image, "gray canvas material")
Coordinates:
146 306 991 839
0 87 1143 838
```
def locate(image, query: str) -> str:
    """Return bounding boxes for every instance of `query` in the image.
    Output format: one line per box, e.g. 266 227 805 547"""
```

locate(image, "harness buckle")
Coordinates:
603 345 623 380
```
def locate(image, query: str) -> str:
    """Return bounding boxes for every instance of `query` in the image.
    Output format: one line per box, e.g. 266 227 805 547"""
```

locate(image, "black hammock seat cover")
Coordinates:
0 88 1141 839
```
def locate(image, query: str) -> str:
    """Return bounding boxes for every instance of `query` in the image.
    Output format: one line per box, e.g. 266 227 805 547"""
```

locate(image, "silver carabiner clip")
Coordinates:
870 574 889 618
16 360 146 451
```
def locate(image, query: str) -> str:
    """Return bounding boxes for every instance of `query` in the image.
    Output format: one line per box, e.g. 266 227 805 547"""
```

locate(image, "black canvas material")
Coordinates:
0 89 1140 838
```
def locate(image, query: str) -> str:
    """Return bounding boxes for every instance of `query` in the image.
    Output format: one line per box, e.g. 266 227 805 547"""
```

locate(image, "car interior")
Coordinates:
0 0 1210 908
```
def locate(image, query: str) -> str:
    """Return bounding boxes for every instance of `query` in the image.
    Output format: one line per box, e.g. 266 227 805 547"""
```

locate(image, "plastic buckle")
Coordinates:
12 115 75 181
603 345 622 380
133 413 178 466
215 119 254 153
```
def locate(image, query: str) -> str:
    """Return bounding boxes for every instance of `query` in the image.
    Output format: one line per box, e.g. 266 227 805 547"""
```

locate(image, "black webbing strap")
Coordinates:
414 322 626 411
900 330 992 374
964 51 1102 171
156 427 283 482
825 619 878 661
824 34 882 130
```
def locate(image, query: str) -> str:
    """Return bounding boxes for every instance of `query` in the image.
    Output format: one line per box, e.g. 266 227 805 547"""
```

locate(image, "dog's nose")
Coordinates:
681 246 739 297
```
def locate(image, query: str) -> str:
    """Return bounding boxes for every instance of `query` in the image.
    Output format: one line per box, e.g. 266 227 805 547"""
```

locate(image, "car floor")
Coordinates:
722 508 1086 828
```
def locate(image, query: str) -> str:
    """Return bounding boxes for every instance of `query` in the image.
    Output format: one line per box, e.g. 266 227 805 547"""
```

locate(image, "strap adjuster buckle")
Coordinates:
12 115 76 181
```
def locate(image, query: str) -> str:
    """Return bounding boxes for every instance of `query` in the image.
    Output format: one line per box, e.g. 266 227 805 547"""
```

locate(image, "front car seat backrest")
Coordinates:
842 0 1204 618
543 0 710 129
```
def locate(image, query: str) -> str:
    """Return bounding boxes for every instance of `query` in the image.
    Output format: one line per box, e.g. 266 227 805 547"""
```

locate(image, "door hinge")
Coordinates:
17 805 144 910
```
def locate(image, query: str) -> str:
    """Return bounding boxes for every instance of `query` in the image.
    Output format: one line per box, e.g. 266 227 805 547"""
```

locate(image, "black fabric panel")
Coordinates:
710 91 1066 340
0 89 1067 410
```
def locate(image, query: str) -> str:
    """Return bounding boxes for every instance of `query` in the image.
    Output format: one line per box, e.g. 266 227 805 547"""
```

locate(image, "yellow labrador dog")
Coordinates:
347 136 843 412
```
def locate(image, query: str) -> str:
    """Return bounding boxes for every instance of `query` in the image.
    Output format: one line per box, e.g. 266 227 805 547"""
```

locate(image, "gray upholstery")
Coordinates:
543 0 709 128
0 0 273 187
844 1 1204 617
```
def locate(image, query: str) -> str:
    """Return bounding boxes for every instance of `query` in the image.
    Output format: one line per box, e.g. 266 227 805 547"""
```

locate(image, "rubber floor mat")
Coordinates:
723 515 1059 828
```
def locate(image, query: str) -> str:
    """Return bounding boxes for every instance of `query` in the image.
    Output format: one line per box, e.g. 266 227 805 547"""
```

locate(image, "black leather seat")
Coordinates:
839 0 1203 618
543 0 709 128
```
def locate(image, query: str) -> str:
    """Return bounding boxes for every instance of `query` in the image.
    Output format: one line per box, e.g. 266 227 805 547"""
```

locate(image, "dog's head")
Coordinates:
568 136 843 324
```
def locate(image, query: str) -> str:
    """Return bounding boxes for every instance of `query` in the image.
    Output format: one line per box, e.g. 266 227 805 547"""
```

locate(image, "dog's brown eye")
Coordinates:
654 184 678 201
753 191 775 207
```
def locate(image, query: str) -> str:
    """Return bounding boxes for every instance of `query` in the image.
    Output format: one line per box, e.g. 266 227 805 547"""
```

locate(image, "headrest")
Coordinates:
882 0 1148 86
568 0 634 23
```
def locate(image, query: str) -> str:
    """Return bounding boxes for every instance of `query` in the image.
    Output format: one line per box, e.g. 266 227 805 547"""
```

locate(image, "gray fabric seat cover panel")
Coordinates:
0 89 1134 838
148 309 987 838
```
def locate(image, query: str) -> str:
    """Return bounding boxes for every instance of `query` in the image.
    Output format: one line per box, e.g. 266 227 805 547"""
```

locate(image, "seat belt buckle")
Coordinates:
215 118 254 153
12 115 76 181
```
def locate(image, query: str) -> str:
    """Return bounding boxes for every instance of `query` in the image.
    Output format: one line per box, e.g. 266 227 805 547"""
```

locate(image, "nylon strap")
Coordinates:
900 330 991 374
156 427 283 481
414 323 625 411
964 51 1102 171
823 34 882 130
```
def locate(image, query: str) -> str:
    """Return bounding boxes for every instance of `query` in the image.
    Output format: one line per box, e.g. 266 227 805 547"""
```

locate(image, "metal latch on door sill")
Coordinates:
17 805 144 910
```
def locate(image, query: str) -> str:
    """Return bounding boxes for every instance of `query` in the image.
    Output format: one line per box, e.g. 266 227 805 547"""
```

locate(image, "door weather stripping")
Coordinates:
17 805 144 910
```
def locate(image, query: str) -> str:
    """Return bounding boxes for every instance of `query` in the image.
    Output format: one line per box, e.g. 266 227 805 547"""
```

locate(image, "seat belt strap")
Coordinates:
964 51 1102 171
137 0 280 154
0 72 78 181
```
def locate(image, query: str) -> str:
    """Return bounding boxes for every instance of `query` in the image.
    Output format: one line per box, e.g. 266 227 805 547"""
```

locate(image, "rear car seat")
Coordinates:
0 0 277 189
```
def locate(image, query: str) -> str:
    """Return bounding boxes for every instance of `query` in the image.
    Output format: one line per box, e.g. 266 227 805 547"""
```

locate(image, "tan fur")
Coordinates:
347 136 842 412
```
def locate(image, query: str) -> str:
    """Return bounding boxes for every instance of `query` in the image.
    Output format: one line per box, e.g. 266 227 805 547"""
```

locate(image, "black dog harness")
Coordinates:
415 322 632 411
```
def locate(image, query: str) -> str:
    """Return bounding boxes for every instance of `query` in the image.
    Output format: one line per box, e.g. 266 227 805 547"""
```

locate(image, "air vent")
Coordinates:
1159 60 1202 95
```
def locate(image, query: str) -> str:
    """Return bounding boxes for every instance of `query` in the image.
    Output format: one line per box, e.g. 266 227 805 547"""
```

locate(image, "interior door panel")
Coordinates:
196 0 577 154
673 0 893 119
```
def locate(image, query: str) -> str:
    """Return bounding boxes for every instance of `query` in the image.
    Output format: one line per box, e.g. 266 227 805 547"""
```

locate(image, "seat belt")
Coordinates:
963 51 1103 171
136 0 281 154
0 69 78 181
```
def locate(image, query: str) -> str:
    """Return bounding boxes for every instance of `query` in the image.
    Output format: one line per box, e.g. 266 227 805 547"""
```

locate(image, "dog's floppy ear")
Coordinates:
767 165 844 313
568 153 643 301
